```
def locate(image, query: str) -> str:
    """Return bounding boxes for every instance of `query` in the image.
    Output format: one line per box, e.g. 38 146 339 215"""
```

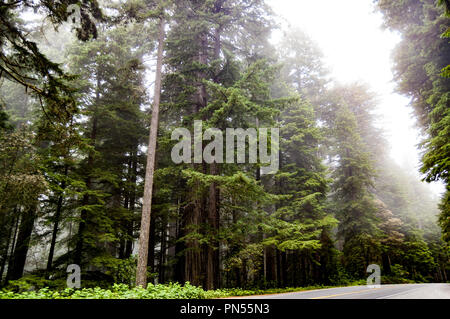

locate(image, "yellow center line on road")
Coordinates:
309 287 384 299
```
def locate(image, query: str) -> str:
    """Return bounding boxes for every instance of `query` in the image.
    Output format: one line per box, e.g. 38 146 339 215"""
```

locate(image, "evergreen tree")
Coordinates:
377 0 450 246
332 104 381 278
262 97 337 286
63 21 149 276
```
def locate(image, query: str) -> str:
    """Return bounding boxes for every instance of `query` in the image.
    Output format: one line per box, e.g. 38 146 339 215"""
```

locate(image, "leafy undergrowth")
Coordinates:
0 281 367 299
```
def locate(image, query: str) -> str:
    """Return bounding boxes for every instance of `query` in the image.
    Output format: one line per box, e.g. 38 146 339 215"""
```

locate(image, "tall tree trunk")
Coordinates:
6 206 36 281
281 251 287 287
205 8 224 290
46 165 68 274
158 220 167 283
119 158 131 259
206 163 220 290
184 12 210 287
276 249 282 287
6 213 19 279
74 68 100 265
147 215 156 279
0 210 15 282
74 132 95 265
174 198 186 283
136 14 165 288
125 152 138 258
119 188 129 259
185 197 204 287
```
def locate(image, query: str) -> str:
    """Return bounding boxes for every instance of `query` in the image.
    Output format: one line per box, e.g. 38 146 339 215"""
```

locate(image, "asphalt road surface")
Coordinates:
236 284 450 299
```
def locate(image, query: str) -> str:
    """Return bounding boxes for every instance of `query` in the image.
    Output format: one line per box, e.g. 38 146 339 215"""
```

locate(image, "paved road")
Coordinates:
236 284 450 299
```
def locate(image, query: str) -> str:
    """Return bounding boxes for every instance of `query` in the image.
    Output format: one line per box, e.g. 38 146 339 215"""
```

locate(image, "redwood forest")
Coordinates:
0 0 449 300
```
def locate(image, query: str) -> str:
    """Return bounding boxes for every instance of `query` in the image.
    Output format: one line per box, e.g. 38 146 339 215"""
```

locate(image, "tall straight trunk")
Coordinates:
119 156 131 259
185 193 204 287
381 252 391 275
158 220 167 283
0 210 15 281
230 208 241 287
74 70 99 265
281 251 287 287
184 16 209 287
6 213 19 278
300 253 306 286
174 199 186 283
242 259 248 287
46 165 68 273
0 250 7 283
125 152 138 258
0 238 9 282
206 163 220 290
147 215 156 276
293 251 300 285
74 135 95 265
205 10 224 290
136 15 165 288
263 242 267 283
442 263 448 282
235 266 241 287
276 249 281 287
119 189 129 259
6 206 36 281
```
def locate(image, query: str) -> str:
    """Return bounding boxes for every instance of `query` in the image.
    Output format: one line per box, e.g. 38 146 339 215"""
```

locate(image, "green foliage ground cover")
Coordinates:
0 281 368 299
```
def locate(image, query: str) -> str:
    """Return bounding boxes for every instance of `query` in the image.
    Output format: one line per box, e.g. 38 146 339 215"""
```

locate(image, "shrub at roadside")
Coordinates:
0 281 371 299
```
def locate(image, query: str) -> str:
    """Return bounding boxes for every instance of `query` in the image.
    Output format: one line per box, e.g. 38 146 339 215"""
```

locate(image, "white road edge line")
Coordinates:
376 286 425 299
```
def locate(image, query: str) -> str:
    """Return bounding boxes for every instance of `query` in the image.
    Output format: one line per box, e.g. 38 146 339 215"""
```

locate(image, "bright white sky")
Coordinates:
267 0 445 196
